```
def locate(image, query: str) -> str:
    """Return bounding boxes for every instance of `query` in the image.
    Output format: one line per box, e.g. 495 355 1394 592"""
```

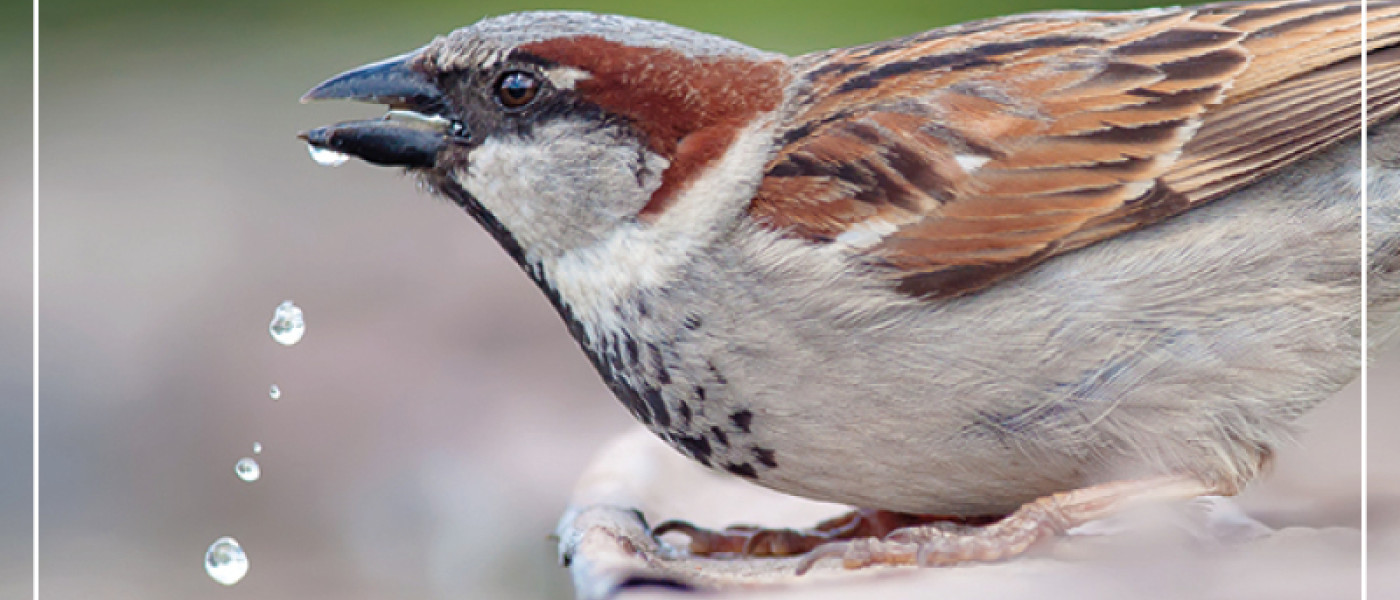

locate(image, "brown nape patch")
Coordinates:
521 36 788 217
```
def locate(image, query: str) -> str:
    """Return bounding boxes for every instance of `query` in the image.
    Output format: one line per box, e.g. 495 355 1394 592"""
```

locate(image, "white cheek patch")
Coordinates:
457 139 551 252
455 118 667 265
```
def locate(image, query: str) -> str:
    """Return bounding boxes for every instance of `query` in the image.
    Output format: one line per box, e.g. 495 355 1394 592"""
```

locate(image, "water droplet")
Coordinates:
269 301 305 346
308 144 349 167
205 536 248 585
252 442 262 455
269 384 281 400
234 457 261 482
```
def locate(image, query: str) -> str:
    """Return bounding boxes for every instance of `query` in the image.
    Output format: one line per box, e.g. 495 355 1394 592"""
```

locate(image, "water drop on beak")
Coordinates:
308 144 350 167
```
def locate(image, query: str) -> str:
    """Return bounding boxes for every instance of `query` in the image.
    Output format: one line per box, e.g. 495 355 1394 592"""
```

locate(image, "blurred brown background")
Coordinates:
30 0 1378 598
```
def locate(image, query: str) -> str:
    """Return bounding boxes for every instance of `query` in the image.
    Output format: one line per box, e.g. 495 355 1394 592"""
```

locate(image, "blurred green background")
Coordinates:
40 0 1176 57
56 2 1386 600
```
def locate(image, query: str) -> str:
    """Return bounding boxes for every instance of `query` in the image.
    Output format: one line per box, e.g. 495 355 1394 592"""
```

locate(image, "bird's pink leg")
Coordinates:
795 476 1214 573
654 509 999 557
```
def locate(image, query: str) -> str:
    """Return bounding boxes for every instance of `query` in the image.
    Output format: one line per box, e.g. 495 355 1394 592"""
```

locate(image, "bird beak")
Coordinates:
298 53 453 169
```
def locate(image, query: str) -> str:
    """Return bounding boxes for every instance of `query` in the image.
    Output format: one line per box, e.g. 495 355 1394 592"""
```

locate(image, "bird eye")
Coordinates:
495 71 540 109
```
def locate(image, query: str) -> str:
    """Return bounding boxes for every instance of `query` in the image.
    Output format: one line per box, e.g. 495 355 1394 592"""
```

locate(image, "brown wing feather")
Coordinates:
750 0 1396 299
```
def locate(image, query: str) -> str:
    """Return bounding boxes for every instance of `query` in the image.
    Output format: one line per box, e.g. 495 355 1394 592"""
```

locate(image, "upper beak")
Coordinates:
298 53 453 169
300 53 442 107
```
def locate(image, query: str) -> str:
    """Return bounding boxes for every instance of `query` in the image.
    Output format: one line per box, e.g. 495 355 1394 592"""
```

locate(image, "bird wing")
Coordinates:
750 0 1399 299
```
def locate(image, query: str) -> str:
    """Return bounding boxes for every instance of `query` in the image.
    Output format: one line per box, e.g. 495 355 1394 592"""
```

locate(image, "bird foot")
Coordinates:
657 476 1214 573
794 476 1214 573
653 508 991 557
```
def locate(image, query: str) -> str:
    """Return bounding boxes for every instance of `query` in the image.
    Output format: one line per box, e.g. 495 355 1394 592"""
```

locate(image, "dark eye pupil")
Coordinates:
497 72 538 108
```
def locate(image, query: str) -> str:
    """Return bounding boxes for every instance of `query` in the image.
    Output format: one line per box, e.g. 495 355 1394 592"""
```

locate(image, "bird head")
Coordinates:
301 11 788 276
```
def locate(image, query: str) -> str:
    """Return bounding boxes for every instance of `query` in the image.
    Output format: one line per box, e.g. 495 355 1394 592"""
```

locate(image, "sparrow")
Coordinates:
301 0 1400 571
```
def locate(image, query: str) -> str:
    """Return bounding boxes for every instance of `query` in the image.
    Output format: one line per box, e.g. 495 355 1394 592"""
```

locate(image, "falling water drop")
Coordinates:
307 145 350 167
252 442 262 455
269 301 305 346
234 457 261 482
269 384 281 400
205 536 248 585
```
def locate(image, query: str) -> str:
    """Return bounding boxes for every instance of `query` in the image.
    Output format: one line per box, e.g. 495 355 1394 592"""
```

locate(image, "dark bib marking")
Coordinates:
752 447 778 468
724 462 758 479
711 426 729 447
730 410 753 433
643 387 670 428
677 434 713 466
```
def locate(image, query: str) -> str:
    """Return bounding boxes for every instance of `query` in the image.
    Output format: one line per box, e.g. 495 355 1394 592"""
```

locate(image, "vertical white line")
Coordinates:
1360 0 1370 598
31 0 39 596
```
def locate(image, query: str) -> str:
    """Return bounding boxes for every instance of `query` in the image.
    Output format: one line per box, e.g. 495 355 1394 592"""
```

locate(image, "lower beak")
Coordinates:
299 54 452 169
298 118 446 169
